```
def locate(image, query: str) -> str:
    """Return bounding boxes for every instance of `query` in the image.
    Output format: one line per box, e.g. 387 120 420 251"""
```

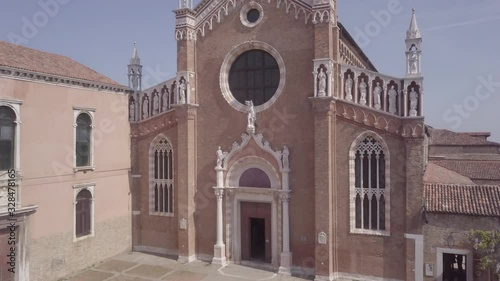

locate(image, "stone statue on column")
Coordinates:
142 98 149 119
172 82 178 104
282 146 289 170
179 79 187 104
317 68 327 97
373 82 382 110
216 146 225 169
129 100 135 121
409 87 418 116
162 90 169 112
345 74 353 101
152 94 159 115
409 49 418 74
359 78 367 105
388 86 397 115
246 100 256 134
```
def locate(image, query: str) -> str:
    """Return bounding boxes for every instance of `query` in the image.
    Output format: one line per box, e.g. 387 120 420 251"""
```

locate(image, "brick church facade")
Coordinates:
0 1 499 281
128 1 435 280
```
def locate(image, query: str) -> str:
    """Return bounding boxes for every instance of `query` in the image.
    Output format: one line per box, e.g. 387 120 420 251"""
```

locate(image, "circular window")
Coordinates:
228 50 280 106
247 9 260 23
240 2 263 27
220 41 286 113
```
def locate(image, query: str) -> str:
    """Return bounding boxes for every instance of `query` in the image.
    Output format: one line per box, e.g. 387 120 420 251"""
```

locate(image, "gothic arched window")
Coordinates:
0 106 16 170
350 135 389 235
150 138 174 214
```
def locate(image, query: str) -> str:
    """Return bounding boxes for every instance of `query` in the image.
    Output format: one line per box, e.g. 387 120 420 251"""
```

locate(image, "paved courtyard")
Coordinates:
62 252 311 281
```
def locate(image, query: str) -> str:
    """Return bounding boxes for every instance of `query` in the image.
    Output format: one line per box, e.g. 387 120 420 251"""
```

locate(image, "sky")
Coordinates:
0 0 499 142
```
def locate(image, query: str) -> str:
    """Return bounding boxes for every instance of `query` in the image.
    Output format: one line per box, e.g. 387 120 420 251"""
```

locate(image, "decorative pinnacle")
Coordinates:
407 8 421 39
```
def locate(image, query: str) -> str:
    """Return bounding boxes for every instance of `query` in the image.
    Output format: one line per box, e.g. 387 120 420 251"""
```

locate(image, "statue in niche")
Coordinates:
317 68 327 97
388 86 397 114
179 79 187 104
142 98 149 119
282 146 289 169
373 82 382 110
130 69 138 90
172 82 178 104
409 87 418 116
162 90 169 111
345 74 353 101
359 78 367 105
246 100 256 132
152 94 159 114
129 100 135 121
216 146 224 169
409 48 418 74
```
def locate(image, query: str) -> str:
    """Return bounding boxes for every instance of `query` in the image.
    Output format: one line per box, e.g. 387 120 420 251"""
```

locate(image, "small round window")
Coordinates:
228 50 280 106
240 2 263 27
247 9 260 23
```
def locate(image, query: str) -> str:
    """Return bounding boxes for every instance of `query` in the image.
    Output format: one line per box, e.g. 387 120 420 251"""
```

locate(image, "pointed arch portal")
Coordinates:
212 132 292 275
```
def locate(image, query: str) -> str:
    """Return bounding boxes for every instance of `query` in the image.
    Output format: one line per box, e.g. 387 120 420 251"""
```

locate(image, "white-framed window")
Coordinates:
349 132 390 236
0 99 21 173
149 135 174 216
73 107 95 172
73 182 95 241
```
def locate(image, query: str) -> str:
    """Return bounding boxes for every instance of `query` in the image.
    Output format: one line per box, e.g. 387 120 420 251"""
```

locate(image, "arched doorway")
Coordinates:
226 157 280 267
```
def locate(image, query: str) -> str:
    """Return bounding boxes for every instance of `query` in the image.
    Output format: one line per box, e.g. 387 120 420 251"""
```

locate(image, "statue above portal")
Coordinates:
245 100 256 134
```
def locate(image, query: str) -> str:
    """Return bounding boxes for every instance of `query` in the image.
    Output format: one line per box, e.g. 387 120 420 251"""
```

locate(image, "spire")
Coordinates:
130 42 140 65
407 9 421 39
128 42 142 91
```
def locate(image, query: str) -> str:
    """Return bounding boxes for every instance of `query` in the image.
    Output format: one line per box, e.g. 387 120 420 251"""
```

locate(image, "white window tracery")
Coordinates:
150 137 174 215
350 135 390 235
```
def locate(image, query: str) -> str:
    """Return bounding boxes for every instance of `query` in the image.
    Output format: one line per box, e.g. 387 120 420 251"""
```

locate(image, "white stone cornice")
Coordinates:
175 0 336 41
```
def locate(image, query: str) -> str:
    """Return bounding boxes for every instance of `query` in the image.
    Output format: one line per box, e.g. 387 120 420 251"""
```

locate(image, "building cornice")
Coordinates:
0 66 133 95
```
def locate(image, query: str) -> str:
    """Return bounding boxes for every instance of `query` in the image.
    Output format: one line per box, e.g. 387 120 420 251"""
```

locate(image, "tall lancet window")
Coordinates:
350 135 389 235
150 137 174 214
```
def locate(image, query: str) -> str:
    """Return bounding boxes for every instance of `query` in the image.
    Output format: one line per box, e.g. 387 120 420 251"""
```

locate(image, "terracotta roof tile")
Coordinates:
0 41 122 86
432 160 500 180
424 183 500 217
428 127 499 146
424 162 475 185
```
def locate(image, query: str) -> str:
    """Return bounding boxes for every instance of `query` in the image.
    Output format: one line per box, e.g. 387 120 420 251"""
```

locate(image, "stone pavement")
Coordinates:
62 252 311 281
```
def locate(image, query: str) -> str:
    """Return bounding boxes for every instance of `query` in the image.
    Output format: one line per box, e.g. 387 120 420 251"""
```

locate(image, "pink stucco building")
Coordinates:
0 41 132 281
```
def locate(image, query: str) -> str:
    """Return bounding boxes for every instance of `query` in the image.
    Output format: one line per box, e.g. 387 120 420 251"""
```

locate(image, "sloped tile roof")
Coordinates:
424 183 500 217
432 160 500 180
428 127 499 146
0 41 122 86
424 162 475 185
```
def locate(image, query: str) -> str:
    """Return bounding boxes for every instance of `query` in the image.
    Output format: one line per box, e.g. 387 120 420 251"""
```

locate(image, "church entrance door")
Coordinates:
240 202 271 264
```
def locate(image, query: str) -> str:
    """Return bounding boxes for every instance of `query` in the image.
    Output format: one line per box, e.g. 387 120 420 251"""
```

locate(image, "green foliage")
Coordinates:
467 229 500 273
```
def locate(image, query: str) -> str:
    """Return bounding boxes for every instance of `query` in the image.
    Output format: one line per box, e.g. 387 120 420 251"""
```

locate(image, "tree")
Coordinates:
468 229 500 278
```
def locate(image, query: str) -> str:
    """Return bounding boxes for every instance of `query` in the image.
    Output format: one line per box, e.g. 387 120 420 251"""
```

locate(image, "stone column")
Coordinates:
279 191 292 275
212 188 226 265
